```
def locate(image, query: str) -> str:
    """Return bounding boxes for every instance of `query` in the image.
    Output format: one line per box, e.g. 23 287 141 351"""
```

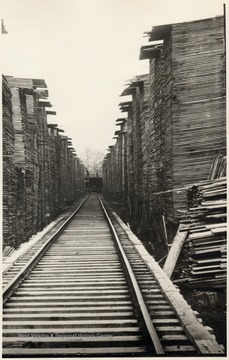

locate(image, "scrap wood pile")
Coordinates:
175 156 226 289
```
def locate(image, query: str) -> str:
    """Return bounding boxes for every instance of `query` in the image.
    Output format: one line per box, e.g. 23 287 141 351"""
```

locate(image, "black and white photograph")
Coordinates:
1 0 227 358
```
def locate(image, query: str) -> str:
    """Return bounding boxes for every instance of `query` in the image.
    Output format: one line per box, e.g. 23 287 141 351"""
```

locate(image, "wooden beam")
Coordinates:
139 44 163 60
46 110 56 115
163 225 188 278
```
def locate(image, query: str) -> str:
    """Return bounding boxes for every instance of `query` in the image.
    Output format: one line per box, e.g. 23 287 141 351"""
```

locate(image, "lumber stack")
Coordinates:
116 129 122 195
114 118 128 198
57 135 68 211
75 157 85 197
103 16 226 255
149 45 174 220
178 157 226 289
48 125 59 217
2 76 16 247
147 59 158 215
66 148 75 203
103 119 127 202
119 101 134 211
6 77 42 240
126 102 134 214
140 80 150 205
53 129 63 212
25 93 40 234
2 76 85 250
141 15 226 222
171 16 226 217
24 92 40 237
120 75 150 217
111 143 118 195
162 33 177 221
9 86 28 245
129 85 143 202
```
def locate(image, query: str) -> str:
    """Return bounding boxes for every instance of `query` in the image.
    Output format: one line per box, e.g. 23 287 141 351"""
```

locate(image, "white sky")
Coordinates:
1 0 225 158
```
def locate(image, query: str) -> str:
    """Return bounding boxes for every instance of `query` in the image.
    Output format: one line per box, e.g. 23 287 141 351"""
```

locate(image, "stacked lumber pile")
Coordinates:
121 77 143 203
103 152 112 197
72 154 83 201
3 76 85 250
105 133 120 198
102 156 108 194
69 148 82 197
48 124 59 217
149 46 174 219
6 77 49 234
120 101 134 211
161 34 174 221
66 147 75 204
9 87 27 167
140 79 150 204
59 135 69 209
2 76 16 247
115 130 122 195
103 16 226 257
177 156 226 289
120 75 150 219
25 92 40 234
121 122 128 197
6 77 42 240
125 103 134 210
171 16 226 217
53 129 63 212
141 16 226 223
9 86 28 246
24 92 39 237
36 105 52 228
140 35 174 222
113 118 128 199
70 154 77 199
75 157 85 198
42 111 52 224
110 144 118 195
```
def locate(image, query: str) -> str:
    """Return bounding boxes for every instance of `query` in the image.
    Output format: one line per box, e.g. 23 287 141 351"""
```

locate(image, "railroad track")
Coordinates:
3 193 224 357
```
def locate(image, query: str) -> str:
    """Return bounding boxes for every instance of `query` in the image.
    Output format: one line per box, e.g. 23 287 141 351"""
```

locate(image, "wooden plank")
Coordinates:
3 335 143 343
3 346 147 355
3 327 140 334
4 300 132 307
163 225 188 278
3 319 138 327
164 345 196 353
3 305 133 313
8 294 130 301
3 312 134 319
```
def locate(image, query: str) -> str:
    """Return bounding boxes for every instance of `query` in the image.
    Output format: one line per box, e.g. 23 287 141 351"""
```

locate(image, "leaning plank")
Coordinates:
163 225 188 278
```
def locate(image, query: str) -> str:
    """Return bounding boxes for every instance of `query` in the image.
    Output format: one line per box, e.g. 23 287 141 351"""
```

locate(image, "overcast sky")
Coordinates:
1 0 225 158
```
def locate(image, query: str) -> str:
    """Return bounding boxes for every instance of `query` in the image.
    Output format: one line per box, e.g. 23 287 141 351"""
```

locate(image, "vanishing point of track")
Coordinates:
2 193 224 357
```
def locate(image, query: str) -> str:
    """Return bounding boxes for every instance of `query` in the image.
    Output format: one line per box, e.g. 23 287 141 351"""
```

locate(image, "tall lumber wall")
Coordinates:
2 75 85 249
103 16 226 258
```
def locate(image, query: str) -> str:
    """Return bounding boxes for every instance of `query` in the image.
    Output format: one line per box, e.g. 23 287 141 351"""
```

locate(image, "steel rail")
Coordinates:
98 195 164 354
3 195 89 304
